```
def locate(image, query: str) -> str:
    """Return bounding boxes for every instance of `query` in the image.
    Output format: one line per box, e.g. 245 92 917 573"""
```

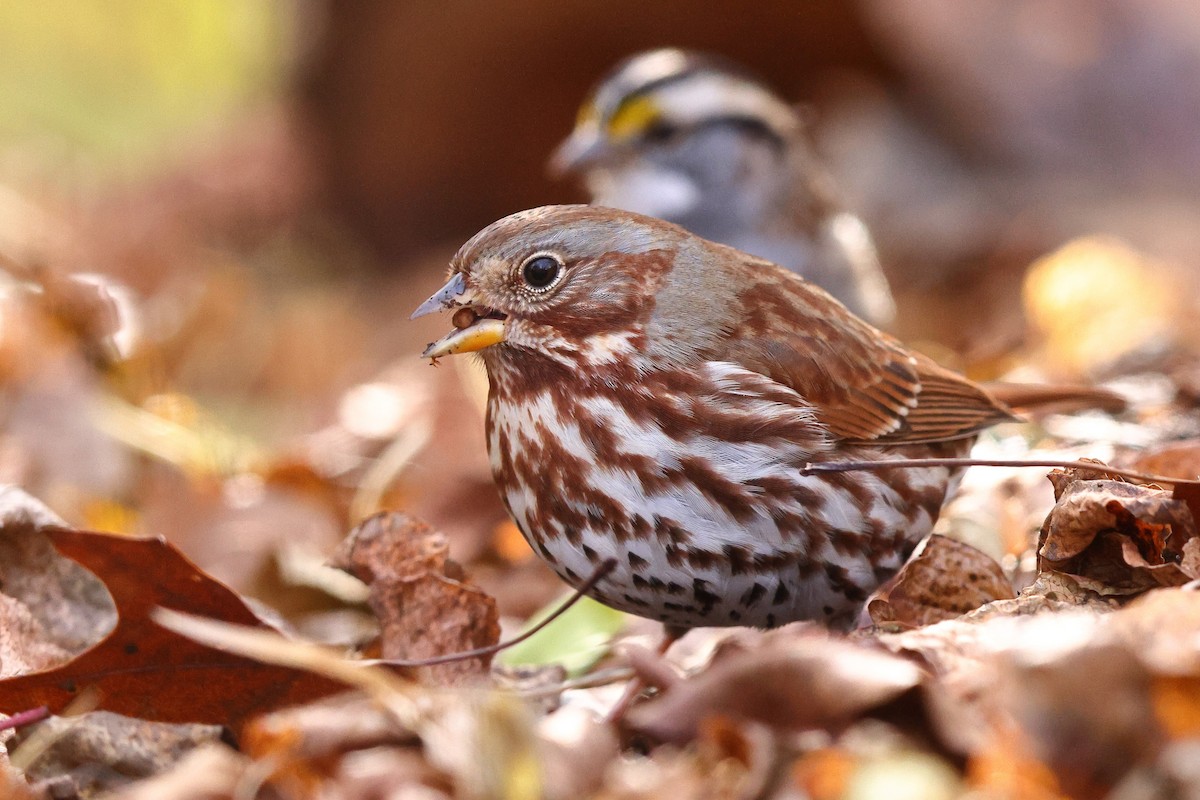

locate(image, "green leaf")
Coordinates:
498 595 627 676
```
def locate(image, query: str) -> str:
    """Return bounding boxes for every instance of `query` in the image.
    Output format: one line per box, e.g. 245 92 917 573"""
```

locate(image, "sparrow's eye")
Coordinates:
520 254 563 291
642 121 678 144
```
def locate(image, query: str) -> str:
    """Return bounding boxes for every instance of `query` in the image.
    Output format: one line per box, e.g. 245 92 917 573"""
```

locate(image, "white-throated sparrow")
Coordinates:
551 48 896 327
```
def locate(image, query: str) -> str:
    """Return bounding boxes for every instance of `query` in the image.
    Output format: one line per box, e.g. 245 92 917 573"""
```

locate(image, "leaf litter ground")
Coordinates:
3 165 1200 799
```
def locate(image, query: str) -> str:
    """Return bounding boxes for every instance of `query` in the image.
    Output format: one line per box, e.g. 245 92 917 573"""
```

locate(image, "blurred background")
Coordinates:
2 0 1200 636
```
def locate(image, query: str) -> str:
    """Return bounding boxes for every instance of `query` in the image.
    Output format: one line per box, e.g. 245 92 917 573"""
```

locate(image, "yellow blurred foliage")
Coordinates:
0 0 291 172
1023 236 1182 378
81 496 140 535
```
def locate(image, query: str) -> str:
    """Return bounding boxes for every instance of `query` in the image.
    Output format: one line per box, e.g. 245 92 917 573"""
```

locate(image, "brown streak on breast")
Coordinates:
677 455 759 522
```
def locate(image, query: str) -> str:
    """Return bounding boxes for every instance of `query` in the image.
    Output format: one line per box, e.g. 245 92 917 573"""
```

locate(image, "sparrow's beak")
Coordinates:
411 272 507 360
549 125 610 176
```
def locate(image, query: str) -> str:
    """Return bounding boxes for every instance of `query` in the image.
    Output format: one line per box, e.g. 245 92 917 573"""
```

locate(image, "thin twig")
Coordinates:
9 686 102 773
0 707 49 733
802 457 1200 486
375 557 619 668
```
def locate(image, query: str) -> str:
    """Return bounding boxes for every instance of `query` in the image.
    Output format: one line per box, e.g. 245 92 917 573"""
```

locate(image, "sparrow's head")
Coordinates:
411 205 744 374
550 49 800 229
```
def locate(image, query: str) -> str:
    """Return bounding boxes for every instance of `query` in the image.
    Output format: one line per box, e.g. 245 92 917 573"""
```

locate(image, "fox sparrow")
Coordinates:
412 205 1015 630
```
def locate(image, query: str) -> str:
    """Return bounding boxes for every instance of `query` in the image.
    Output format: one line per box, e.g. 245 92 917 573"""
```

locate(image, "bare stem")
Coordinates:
802 457 1200 486
0 707 49 733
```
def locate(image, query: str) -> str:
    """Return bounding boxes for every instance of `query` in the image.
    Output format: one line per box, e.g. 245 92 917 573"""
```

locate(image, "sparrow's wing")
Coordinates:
715 259 1015 445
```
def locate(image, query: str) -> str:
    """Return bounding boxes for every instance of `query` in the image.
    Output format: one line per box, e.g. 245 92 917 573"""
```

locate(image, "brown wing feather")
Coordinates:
712 257 1016 444
866 354 1018 444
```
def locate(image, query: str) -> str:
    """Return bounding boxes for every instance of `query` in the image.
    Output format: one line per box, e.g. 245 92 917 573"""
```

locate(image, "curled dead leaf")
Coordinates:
992 613 1161 798
1038 467 1198 594
868 535 1015 628
332 511 500 685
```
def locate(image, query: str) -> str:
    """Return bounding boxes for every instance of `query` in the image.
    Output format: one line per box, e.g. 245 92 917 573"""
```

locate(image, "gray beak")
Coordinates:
410 271 507 360
549 127 610 177
411 272 468 320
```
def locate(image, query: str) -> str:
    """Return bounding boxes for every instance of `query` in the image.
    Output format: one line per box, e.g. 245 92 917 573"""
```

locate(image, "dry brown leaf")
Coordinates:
993 615 1161 798
242 693 425 799
879 571 1116 676
332 511 500 685
105 743 249 800
1118 588 1200 668
1038 467 1198 593
1175 482 1200 537
0 527 344 733
868 535 1015 628
0 487 115 678
625 632 924 744
13 711 225 799
877 572 1120 751
881 605 1160 795
1128 439 1200 481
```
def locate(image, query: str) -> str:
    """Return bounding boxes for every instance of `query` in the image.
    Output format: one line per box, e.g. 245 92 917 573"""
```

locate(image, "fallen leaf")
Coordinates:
332 511 500 685
625 632 924 744
1037 467 1198 593
1117 589 1200 674
868 535 1015 628
497 595 625 678
12 711 225 798
1128 439 1200 481
242 693 423 798
0 487 115 677
1174 483 1200 536
105 743 249 800
877 573 1119 751
0 527 344 732
990 613 1162 798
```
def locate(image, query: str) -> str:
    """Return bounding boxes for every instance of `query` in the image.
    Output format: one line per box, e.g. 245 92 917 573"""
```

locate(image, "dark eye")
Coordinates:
643 122 678 144
521 254 562 290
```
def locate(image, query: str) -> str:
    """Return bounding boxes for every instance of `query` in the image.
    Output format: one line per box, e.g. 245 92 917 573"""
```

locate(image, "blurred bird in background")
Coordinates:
551 48 896 328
